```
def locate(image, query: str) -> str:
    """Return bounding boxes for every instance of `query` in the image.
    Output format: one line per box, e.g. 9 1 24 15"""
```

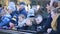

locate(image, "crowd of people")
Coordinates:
0 1 60 34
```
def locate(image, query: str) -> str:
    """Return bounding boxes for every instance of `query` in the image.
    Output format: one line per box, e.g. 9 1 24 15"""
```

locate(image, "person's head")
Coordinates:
52 1 58 8
51 8 60 18
18 14 25 22
8 2 16 11
7 6 13 14
35 15 43 24
18 2 26 10
26 18 32 26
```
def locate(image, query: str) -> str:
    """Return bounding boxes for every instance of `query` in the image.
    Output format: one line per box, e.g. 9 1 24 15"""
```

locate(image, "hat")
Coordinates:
27 9 35 18
19 2 26 5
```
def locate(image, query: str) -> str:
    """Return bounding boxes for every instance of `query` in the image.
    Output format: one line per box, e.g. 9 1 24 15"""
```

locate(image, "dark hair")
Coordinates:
52 1 58 8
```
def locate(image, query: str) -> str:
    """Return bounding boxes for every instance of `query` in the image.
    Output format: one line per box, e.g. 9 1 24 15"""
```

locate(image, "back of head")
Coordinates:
52 7 60 14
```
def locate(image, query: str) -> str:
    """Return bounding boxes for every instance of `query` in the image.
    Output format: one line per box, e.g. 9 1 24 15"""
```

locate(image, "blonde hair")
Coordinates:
51 8 60 31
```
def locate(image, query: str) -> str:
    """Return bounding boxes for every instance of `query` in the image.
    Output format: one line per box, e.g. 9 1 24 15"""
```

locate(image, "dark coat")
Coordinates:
44 13 52 32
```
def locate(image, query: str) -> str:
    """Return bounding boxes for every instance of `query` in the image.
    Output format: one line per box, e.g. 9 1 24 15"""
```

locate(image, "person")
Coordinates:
50 0 58 6
44 2 52 33
11 2 27 25
8 2 16 11
25 17 37 31
51 1 58 12
35 7 48 34
18 14 26 27
49 7 60 34
46 1 59 34
18 2 27 17
25 18 34 30
0 6 12 28
17 14 26 30
35 15 45 34
12 2 27 18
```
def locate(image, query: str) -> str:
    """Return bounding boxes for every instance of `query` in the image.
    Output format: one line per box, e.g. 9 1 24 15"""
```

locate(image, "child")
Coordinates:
25 17 37 31
18 14 26 28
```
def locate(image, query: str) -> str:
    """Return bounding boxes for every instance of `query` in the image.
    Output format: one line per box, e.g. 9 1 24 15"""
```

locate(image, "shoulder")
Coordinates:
5 14 12 18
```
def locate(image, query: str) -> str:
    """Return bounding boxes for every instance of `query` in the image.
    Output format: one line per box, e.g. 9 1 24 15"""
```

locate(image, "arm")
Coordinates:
0 17 10 27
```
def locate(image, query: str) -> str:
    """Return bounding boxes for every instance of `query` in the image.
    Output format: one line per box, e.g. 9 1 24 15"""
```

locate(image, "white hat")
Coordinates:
27 9 35 17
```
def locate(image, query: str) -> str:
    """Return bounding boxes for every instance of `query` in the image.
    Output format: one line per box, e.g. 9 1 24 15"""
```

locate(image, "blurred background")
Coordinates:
0 0 60 34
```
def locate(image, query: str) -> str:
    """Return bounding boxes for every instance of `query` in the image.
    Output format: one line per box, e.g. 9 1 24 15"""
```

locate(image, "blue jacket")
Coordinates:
15 8 27 17
19 8 27 17
0 14 11 27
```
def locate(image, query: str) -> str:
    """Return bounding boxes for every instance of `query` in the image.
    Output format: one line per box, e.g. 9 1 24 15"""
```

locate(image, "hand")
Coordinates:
47 28 52 34
9 22 14 28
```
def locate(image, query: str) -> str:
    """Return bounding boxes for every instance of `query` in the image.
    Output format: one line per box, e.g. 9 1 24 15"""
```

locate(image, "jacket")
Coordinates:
0 14 11 27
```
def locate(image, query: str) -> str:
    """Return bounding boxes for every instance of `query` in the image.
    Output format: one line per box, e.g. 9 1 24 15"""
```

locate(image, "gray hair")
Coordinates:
52 8 60 13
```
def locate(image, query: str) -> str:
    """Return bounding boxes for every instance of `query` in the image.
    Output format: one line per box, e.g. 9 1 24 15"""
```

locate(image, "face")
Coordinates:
26 18 32 26
18 15 25 22
51 11 56 19
35 16 43 24
18 5 24 11
8 9 12 14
